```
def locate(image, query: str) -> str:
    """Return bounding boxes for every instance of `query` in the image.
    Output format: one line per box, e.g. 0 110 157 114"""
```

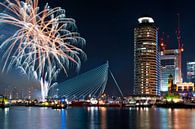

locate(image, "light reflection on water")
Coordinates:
3 108 9 129
60 109 66 129
100 107 107 129
1 107 195 129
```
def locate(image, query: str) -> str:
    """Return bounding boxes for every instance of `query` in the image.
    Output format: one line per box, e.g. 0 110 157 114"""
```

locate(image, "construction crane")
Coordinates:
160 32 166 51
176 13 184 83
160 32 170 51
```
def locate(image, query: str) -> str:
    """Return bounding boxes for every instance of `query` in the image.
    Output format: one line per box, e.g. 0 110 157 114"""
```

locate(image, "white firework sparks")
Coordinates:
0 0 86 100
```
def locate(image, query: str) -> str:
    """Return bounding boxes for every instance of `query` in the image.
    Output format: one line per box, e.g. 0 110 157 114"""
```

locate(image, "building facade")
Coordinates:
176 82 194 93
160 49 180 92
187 62 195 82
134 16 160 96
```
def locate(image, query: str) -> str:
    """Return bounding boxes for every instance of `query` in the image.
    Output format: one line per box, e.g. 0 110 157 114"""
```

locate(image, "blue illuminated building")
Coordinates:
187 61 195 83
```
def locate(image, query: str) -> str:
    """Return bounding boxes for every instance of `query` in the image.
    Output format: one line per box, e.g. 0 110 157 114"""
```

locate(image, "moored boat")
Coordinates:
52 103 67 109
156 102 195 108
0 96 10 108
69 100 91 107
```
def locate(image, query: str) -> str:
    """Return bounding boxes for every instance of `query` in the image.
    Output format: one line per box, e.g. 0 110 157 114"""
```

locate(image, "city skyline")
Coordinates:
0 0 195 96
47 0 195 96
1 1 195 129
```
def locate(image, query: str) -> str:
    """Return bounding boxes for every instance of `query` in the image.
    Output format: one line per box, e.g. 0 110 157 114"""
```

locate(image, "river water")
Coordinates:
0 107 195 129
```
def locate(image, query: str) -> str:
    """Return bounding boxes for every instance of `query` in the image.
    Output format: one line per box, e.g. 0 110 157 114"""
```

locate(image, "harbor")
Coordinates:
2 94 195 109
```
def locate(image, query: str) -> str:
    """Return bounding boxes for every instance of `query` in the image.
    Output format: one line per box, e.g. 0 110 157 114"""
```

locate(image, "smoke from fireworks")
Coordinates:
0 0 86 100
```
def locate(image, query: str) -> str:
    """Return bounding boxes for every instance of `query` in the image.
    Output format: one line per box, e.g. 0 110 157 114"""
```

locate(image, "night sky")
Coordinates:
1 0 195 96
42 0 194 95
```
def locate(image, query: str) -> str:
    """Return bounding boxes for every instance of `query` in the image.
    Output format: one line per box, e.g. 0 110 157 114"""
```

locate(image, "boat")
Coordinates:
123 100 136 107
0 96 10 108
132 100 153 107
69 100 91 107
107 103 123 107
52 103 67 109
184 102 195 106
155 102 195 108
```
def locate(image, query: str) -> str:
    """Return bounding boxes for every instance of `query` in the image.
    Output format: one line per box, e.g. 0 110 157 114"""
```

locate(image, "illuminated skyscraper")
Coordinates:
160 49 179 92
133 16 160 96
187 61 195 82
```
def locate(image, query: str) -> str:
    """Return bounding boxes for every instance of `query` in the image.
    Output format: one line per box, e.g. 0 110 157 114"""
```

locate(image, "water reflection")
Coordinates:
3 108 9 129
136 108 195 129
87 107 99 129
167 109 194 129
1 107 195 129
4 108 9 115
61 109 66 129
136 107 152 129
100 107 107 129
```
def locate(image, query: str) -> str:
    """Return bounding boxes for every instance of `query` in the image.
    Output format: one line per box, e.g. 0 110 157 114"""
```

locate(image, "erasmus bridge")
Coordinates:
48 61 123 99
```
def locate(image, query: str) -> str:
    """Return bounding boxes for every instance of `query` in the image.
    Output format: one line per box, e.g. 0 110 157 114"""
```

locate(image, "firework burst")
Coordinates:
0 0 86 100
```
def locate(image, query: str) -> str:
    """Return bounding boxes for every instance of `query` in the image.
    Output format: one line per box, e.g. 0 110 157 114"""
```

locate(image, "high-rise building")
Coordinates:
160 49 180 92
133 16 160 96
187 61 195 82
